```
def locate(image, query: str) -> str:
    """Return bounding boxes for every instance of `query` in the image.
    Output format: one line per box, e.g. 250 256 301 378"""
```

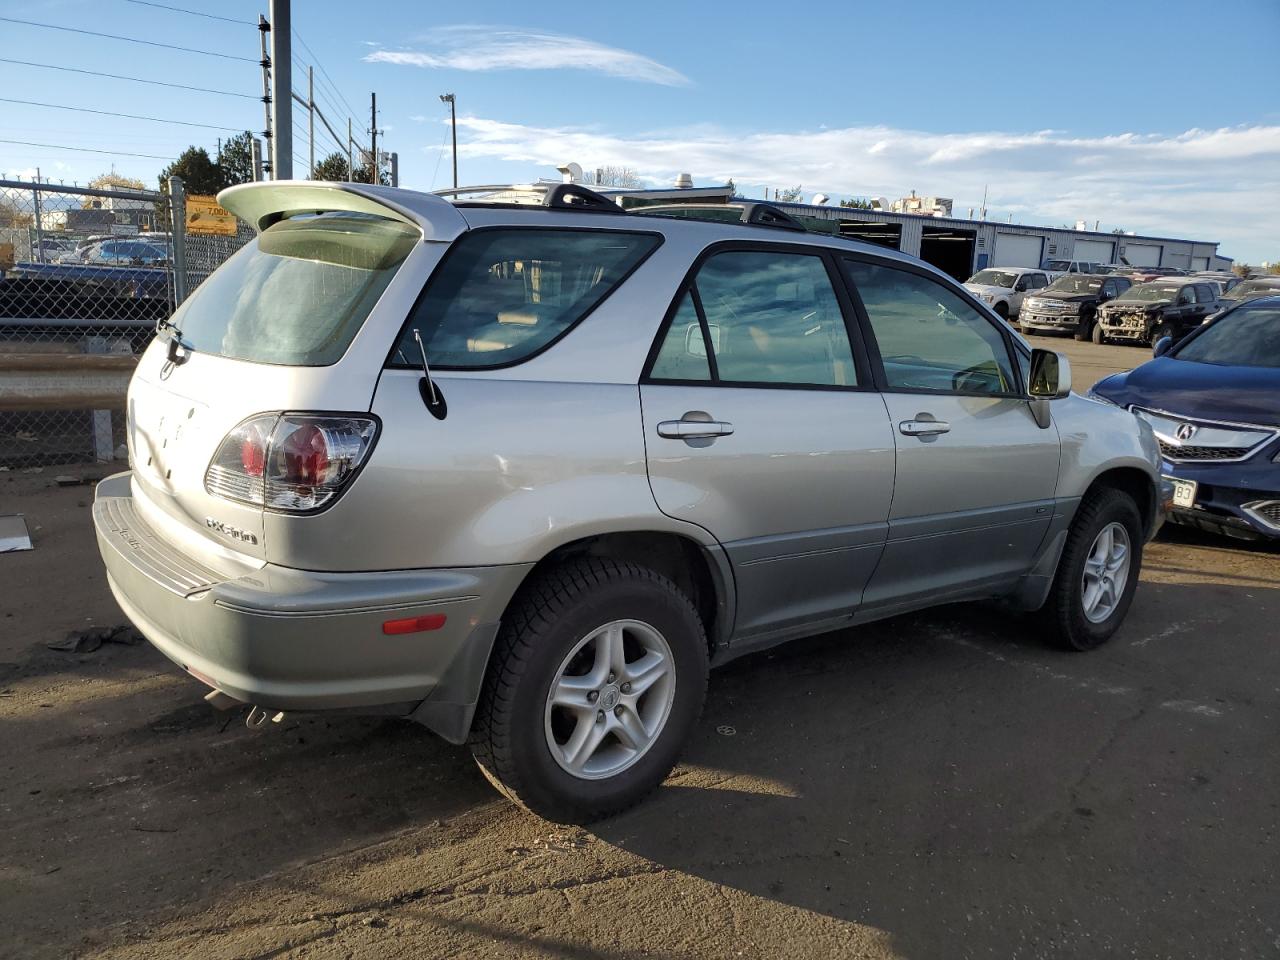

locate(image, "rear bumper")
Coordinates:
93 472 532 737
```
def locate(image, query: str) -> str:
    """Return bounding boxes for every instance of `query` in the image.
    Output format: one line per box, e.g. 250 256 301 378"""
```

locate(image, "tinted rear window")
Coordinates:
390 228 659 369
172 213 417 366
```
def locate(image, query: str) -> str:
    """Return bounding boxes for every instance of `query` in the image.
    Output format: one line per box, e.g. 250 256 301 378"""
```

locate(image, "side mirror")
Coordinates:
1153 336 1173 358
1028 348 1071 399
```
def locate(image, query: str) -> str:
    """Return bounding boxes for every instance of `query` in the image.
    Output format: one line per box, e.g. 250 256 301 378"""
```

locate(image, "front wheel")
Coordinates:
469 558 709 822
1150 321 1174 346
1092 323 1106 345
1042 488 1144 651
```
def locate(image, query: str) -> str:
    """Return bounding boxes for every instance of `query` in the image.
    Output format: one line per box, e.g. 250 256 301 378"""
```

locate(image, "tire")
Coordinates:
1042 488 1144 651
469 557 709 822
1091 323 1105 345
1151 322 1174 346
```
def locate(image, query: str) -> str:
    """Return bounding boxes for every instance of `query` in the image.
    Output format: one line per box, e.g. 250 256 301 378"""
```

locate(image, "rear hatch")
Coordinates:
126 181 465 568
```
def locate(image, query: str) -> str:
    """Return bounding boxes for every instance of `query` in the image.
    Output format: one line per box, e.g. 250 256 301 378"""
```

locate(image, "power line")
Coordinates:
292 29 358 119
0 96 249 132
0 16 257 62
0 57 256 99
0 138 174 161
119 0 256 25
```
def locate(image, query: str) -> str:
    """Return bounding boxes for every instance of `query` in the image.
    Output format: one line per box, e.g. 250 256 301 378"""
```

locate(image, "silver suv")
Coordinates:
94 181 1164 821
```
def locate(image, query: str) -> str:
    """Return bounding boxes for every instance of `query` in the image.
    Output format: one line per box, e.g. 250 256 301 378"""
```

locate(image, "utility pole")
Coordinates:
307 65 314 178
269 0 291 179
390 152 399 188
251 138 264 181
347 118 353 182
257 14 273 177
439 93 457 188
369 92 378 185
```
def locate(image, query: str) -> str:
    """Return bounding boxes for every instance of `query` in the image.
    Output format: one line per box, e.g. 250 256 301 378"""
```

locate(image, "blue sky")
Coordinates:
2 0 1277 260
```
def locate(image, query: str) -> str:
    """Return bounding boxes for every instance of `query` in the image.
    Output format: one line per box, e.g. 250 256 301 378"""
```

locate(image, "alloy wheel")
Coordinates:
543 619 676 780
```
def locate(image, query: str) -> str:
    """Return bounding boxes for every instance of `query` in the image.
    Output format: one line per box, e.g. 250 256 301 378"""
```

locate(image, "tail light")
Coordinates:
205 414 378 512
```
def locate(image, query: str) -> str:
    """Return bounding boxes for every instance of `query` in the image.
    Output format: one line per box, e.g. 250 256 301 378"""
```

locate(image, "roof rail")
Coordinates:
632 201 808 233
432 182 622 213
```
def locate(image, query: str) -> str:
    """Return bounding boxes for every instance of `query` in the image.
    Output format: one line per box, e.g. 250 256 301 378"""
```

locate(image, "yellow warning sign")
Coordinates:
186 196 238 236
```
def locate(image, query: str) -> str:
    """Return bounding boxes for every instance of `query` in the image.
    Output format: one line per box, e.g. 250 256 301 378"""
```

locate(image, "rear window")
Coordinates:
172 212 418 366
390 228 659 369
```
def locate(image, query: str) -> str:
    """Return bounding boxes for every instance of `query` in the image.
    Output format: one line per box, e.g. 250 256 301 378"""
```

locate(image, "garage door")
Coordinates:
992 233 1044 268
1191 257 1210 271
1122 242 1161 266
1073 239 1115 262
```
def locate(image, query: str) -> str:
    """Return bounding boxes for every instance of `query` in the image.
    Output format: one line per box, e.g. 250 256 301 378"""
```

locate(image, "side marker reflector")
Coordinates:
382 613 447 635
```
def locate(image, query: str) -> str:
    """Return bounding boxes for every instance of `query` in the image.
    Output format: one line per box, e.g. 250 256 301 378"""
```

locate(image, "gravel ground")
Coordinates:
2 338 1277 960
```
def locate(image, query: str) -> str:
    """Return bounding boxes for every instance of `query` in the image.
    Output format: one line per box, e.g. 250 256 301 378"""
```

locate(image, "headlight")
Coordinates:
983 294 995 303
1063 302 1081 314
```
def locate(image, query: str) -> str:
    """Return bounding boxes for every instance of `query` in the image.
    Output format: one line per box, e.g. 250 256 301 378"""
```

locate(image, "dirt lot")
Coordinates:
2 337 1277 960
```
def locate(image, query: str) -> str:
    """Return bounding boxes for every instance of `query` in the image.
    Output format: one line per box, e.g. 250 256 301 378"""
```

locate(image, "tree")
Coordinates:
840 197 872 209
219 132 257 187
775 185 803 202
593 165 640 188
159 147 224 196
87 172 146 192
312 152 350 181
351 154 389 186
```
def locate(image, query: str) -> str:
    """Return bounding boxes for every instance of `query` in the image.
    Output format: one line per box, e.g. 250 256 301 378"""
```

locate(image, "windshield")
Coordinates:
1175 304 1280 368
1116 285 1181 302
968 270 1018 287
1045 276 1102 295
171 212 418 365
1230 280 1280 298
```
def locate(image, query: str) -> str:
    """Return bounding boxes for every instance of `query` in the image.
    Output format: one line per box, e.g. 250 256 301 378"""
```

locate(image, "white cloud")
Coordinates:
365 26 688 87
439 117 1280 258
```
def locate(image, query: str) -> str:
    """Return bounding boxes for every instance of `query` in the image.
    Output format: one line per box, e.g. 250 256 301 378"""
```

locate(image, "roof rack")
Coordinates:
632 201 808 233
432 182 622 212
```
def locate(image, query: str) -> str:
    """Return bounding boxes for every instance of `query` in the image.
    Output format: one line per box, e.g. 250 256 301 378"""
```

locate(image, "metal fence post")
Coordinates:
168 176 189 307
390 152 399 187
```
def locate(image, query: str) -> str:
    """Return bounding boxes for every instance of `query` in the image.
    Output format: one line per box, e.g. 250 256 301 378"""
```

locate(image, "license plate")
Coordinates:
1171 478 1197 508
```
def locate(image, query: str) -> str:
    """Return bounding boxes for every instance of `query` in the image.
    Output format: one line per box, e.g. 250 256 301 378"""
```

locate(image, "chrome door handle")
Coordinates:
899 419 951 437
657 419 734 439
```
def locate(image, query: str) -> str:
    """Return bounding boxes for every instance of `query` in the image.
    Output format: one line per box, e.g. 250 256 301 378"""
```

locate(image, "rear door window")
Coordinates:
647 248 859 388
391 228 660 369
173 212 418 366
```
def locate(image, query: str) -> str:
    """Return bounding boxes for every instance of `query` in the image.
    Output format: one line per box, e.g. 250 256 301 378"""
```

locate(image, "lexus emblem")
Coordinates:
1175 423 1198 442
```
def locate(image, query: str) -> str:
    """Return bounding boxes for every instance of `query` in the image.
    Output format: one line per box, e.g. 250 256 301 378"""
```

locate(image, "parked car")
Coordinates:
1212 277 1280 316
1044 259 1105 275
963 266 1051 320
1020 273 1133 340
92 180 1164 821
1095 279 1221 345
1090 296 1280 541
32 237 76 262
80 238 169 266
1189 273 1240 296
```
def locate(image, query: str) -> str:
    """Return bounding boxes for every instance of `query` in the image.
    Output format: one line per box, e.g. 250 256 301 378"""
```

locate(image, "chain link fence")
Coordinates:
0 177 253 472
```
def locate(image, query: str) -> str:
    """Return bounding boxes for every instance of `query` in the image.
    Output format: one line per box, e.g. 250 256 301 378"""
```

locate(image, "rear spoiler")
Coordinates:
216 181 468 242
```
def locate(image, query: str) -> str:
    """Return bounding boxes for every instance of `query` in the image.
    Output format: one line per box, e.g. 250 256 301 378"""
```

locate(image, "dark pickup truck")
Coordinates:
1018 274 1133 341
1095 279 1221 346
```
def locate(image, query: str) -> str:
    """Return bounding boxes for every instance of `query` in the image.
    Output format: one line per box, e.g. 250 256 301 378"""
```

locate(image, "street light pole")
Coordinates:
439 93 457 189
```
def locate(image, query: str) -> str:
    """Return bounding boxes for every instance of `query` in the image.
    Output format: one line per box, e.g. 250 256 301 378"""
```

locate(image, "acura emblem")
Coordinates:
1175 423 1198 442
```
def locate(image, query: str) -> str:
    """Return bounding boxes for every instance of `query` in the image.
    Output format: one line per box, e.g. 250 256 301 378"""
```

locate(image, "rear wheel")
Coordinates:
470 558 708 822
1042 488 1144 651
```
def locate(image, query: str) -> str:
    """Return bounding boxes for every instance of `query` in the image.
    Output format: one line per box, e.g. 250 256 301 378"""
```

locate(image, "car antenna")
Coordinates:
412 328 447 419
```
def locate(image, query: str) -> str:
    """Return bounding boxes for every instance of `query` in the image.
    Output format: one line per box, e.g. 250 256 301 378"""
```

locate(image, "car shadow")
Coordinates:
591 576 1280 959
5 573 1277 959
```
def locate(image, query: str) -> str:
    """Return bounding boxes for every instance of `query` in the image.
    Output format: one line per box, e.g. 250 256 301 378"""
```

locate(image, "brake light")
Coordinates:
205 414 378 512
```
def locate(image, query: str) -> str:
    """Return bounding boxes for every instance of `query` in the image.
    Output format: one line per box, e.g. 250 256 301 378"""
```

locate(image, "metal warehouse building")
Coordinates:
608 185 1230 283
